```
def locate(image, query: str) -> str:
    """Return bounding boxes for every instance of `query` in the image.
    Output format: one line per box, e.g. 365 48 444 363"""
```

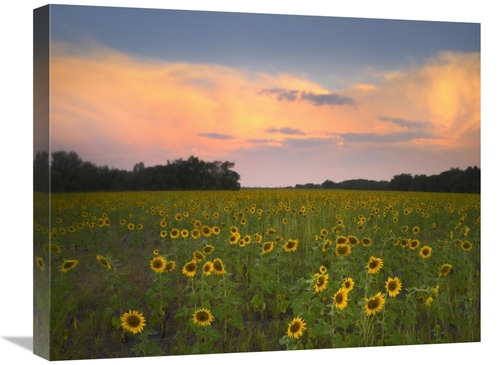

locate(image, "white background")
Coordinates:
0 1 496 364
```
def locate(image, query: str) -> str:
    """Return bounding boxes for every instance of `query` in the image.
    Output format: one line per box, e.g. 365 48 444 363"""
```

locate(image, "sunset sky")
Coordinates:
40 4 480 187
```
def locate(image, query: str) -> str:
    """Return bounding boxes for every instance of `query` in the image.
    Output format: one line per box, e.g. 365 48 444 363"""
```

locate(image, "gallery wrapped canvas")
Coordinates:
33 3 480 361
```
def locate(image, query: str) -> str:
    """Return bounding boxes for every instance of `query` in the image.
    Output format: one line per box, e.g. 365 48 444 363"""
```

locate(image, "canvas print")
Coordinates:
33 4 480 361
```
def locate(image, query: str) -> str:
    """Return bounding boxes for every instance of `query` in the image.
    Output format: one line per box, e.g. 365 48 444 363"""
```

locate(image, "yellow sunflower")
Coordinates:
361 237 372 247
192 308 214 326
313 273 329 293
366 256 383 274
365 292 386 315
203 245 215 255
419 246 432 259
96 255 113 270
335 243 352 257
181 229 190 238
424 296 434 307
182 260 198 278
150 256 167 273
336 236 348 245
262 241 274 254
212 258 226 275
170 228 180 239
347 235 359 245
201 226 212 237
44 243 61 254
342 277 355 293
461 241 473 251
61 259 79 273
193 250 205 262
287 317 307 339
319 265 327 274
385 277 402 297
120 310 146 334
322 239 333 252
191 229 201 240
35 257 45 271
409 239 420 250
229 233 240 244
438 263 453 278
164 261 176 273
283 239 298 252
266 227 276 235
127 223 135 231
203 262 214 275
333 288 349 310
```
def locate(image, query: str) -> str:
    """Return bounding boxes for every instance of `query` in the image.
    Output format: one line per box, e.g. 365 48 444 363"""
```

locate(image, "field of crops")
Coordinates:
33 189 480 360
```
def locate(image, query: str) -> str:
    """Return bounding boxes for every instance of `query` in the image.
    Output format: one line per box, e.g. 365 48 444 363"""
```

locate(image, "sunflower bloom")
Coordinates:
193 250 205 262
322 239 332 252
287 317 307 339
333 288 349 310
262 241 274 254
283 239 298 252
319 265 327 274
96 255 113 270
203 262 214 276
313 273 329 293
366 256 383 274
461 241 473 251
409 239 420 250
35 257 45 271
150 256 167 273
365 292 386 315
192 308 215 326
419 246 432 259
342 277 355 293
61 259 79 273
335 243 352 257
170 228 180 239
385 277 402 297
203 245 215 255
361 237 372 247
212 258 226 275
182 260 198 278
44 243 61 254
439 264 452 278
164 261 176 273
120 310 146 334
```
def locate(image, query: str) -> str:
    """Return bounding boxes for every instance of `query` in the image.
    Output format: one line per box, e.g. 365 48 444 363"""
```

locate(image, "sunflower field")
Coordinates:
33 189 480 360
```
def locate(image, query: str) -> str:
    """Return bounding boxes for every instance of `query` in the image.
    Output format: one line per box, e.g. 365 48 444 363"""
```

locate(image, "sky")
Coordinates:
36 3 480 187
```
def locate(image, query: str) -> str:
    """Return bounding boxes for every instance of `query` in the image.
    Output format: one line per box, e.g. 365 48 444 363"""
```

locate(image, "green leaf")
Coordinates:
111 317 122 330
132 343 142 356
146 341 164 356
228 310 243 330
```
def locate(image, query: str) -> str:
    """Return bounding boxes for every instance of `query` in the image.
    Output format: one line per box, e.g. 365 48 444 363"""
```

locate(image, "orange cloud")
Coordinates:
49 42 479 170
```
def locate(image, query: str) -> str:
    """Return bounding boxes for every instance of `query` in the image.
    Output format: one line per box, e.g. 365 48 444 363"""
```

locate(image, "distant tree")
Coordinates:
33 150 50 192
389 173 413 191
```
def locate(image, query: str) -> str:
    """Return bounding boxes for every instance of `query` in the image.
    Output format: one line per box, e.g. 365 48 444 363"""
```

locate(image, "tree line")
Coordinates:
294 166 480 193
34 150 480 193
33 150 241 192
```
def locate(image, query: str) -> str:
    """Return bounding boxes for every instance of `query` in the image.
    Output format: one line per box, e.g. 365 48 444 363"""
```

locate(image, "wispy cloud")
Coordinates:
266 127 306 135
379 116 433 130
339 131 437 143
260 88 356 107
198 133 234 139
